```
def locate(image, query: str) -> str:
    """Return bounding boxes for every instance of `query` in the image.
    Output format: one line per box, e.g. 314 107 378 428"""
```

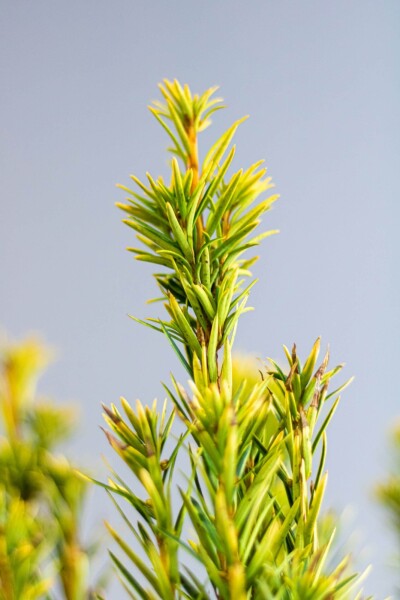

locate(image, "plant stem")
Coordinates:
186 118 204 250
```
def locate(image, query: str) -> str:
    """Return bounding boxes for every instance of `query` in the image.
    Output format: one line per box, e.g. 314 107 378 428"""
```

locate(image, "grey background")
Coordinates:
1 1 399 597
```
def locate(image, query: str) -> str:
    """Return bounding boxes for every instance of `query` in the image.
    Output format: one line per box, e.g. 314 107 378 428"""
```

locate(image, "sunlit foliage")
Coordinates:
0 338 104 599
102 80 369 599
376 421 400 595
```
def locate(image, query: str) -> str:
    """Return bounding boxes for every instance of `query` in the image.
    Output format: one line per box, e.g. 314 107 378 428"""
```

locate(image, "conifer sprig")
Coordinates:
117 79 279 378
105 80 369 599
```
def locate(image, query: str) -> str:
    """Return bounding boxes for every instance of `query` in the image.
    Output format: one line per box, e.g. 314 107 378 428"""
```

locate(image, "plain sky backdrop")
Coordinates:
1 1 399 597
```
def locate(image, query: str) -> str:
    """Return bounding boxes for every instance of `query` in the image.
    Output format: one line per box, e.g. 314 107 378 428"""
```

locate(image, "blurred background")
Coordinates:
1 1 399 596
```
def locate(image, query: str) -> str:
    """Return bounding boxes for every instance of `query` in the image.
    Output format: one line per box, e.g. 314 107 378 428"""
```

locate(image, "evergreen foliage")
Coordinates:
376 422 400 594
0 338 103 599
102 80 369 599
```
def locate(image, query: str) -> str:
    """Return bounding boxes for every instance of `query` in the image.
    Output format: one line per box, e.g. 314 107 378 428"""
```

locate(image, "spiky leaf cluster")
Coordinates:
117 79 278 376
0 338 104 600
104 81 369 599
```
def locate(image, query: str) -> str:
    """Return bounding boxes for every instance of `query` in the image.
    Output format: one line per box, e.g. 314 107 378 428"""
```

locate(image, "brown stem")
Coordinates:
186 120 204 249
186 121 199 190
186 119 222 386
